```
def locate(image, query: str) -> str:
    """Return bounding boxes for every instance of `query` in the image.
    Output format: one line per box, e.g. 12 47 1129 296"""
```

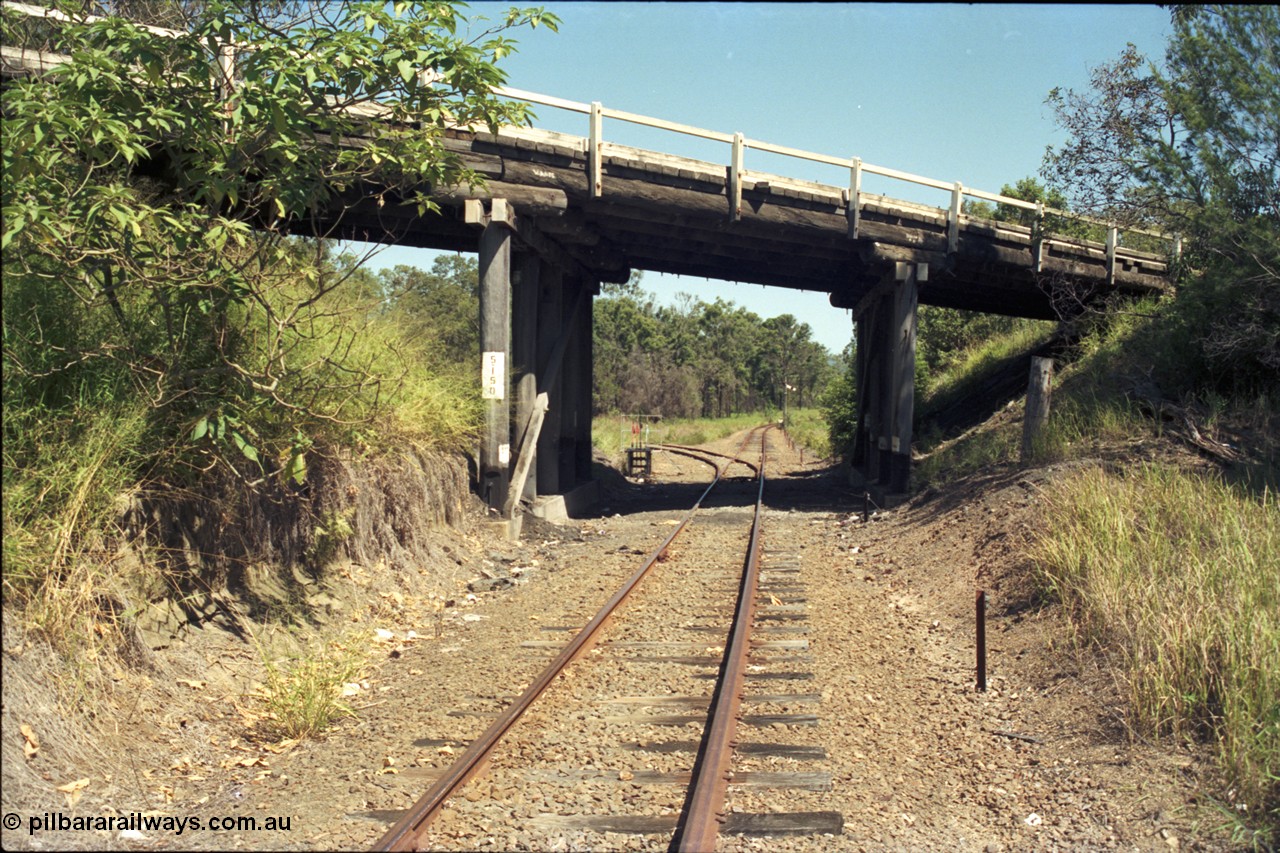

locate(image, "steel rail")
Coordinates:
372 431 763 851
673 426 771 852
658 444 761 478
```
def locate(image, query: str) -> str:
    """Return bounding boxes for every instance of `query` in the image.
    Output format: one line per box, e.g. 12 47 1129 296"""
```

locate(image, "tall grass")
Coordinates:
208 252 483 457
1 398 155 665
1034 464 1279 826
919 320 1055 409
914 420 1022 487
783 407 831 459
1026 391 1150 463
2 246 482 680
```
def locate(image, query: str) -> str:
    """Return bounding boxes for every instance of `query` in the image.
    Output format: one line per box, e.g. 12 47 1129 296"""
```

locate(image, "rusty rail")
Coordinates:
673 428 770 852
658 443 761 478
373 428 770 851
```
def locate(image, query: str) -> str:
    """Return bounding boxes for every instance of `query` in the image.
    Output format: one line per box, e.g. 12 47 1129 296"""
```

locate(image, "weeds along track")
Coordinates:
372 426 841 851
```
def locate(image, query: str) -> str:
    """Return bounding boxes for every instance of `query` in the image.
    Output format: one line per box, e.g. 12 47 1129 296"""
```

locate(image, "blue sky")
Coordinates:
353 2 1175 354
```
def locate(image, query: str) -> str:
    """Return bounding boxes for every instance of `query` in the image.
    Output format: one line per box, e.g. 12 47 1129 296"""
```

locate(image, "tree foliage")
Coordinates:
2 0 557 480
1042 43 1178 227
377 254 480 367
1154 5 1279 386
819 342 857 457
963 175 1096 241
1042 5 1279 389
592 279 838 419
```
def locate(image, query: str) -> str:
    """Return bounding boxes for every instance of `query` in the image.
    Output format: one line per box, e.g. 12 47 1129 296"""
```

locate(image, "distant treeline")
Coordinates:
592 276 838 419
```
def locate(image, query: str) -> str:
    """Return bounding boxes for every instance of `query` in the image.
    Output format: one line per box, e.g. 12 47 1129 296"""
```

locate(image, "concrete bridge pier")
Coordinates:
849 262 921 497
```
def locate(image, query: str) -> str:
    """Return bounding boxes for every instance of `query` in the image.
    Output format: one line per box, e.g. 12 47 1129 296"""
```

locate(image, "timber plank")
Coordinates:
723 811 845 837
527 814 677 834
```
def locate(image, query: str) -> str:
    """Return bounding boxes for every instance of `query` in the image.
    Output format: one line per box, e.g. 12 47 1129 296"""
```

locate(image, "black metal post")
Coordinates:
976 589 987 692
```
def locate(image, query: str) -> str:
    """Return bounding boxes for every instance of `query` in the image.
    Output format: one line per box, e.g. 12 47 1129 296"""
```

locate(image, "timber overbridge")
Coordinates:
1 13 1178 520
338 107 1174 508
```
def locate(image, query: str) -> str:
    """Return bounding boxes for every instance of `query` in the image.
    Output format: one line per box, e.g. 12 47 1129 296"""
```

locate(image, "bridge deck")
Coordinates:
335 123 1170 320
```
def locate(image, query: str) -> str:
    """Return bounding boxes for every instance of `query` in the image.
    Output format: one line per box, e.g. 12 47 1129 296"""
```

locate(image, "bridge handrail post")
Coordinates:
1106 225 1118 285
589 100 603 198
947 181 963 254
847 157 862 239
730 132 744 221
1032 200 1045 273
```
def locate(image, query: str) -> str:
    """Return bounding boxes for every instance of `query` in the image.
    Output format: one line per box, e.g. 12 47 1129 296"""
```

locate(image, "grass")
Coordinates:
592 409 833 463
913 297 1245 483
914 417 1022 487
259 633 369 741
1 246 482 686
1 398 155 672
918 319 1056 414
911 319 1060 486
1033 463 1279 835
903 300 1279 839
782 407 832 459
593 412 772 458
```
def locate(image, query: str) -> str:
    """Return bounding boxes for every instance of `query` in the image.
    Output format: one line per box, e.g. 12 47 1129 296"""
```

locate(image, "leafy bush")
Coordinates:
2 0 556 661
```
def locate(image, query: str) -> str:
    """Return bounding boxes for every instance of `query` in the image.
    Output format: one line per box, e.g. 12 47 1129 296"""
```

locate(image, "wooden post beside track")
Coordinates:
976 589 987 692
479 207 513 511
1020 356 1054 463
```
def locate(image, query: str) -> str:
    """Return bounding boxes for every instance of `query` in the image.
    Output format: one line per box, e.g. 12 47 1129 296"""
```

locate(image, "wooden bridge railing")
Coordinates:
491 83 1180 281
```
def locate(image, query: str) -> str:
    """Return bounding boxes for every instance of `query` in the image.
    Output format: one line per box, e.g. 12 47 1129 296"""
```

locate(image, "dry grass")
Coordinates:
1033 463 1279 837
258 633 369 741
1 401 155 696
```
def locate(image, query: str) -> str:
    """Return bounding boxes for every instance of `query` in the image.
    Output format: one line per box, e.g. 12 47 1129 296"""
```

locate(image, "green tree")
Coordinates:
379 255 480 366
1 0 552 640
964 176 1095 241
593 271 660 414
590 282 836 420
1152 5 1279 386
1042 43 1177 228
820 342 858 457
1042 4 1279 390
2 0 558 474
698 299 761 417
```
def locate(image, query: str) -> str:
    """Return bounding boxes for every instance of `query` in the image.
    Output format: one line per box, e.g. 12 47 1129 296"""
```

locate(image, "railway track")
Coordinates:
372 426 841 851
